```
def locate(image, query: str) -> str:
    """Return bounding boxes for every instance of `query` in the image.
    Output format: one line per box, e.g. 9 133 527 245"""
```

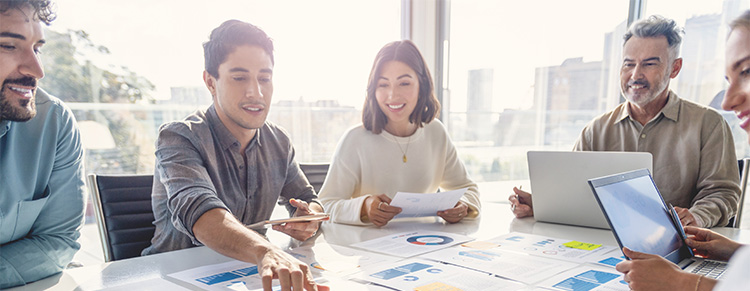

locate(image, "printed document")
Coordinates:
168 260 269 290
488 232 620 264
390 188 467 218
350 258 525 291
536 265 629 291
420 245 577 284
351 231 474 258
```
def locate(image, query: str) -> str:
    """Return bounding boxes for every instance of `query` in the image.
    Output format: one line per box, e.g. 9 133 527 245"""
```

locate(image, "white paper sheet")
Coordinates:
95 277 191 291
168 259 387 291
350 258 526 291
420 245 578 284
488 232 620 264
168 261 270 291
536 265 629 291
350 231 474 258
390 188 467 218
287 243 400 276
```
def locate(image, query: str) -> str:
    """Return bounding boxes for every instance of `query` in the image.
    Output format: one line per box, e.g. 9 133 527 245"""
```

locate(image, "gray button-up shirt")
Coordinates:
143 105 319 255
574 91 740 227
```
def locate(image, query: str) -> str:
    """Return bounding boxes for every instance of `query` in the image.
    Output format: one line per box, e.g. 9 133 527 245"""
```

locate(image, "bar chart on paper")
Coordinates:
352 258 524 291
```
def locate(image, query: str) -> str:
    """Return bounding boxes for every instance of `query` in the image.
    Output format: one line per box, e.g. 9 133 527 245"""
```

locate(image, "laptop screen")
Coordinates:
588 169 689 263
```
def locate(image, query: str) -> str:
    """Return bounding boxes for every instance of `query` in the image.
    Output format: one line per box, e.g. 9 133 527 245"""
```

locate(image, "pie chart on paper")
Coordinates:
406 235 454 246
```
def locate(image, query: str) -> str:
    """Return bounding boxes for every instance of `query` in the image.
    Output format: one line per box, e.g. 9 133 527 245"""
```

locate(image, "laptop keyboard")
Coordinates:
690 260 727 279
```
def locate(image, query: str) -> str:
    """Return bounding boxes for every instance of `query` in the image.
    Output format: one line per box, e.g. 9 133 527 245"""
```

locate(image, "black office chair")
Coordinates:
87 174 155 262
299 163 330 193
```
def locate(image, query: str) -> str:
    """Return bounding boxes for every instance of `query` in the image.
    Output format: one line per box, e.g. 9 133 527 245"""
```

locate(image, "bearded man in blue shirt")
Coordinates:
0 1 86 288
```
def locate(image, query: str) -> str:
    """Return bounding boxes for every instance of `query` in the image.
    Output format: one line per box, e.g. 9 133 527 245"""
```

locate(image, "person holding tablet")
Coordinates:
317 40 480 226
615 10 750 291
142 20 327 291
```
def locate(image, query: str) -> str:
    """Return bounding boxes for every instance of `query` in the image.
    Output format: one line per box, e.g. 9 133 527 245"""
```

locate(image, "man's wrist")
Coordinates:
248 242 277 263
691 211 704 227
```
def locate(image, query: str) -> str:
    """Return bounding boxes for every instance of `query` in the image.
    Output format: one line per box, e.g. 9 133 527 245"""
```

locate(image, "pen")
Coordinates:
512 185 522 211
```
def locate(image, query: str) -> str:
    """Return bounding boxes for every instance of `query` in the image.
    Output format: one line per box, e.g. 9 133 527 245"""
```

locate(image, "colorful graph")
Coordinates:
552 270 620 291
407 235 454 246
370 262 433 280
195 266 259 285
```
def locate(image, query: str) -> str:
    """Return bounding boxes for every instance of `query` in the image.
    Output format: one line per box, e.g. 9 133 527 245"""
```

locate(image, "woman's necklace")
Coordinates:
391 134 411 163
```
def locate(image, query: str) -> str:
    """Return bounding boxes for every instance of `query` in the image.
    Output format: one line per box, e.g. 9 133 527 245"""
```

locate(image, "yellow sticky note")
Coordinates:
461 241 499 250
563 240 602 250
415 282 463 291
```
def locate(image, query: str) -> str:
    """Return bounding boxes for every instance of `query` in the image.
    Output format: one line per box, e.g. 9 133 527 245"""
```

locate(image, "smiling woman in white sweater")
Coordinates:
318 40 480 226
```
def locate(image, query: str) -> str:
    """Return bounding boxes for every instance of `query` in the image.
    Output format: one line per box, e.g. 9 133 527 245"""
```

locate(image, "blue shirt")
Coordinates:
143 105 319 255
0 89 86 288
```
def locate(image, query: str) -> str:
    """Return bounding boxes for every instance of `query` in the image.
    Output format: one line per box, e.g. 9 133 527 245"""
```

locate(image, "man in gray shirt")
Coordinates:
509 15 740 228
143 20 327 291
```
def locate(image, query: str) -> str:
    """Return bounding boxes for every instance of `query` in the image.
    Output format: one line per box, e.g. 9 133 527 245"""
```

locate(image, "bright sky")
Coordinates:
48 0 732 111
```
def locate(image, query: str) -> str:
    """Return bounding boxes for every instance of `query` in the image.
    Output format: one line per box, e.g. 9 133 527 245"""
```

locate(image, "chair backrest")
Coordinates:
299 163 329 193
734 158 750 228
87 174 155 262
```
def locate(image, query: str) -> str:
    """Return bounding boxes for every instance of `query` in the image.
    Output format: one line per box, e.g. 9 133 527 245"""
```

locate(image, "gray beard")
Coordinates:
0 87 36 122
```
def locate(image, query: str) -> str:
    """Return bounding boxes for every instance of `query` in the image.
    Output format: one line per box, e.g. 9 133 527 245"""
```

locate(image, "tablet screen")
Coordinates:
591 172 684 263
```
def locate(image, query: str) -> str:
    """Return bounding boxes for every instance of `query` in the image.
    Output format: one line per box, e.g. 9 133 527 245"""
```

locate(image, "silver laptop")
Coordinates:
527 151 652 229
589 169 727 279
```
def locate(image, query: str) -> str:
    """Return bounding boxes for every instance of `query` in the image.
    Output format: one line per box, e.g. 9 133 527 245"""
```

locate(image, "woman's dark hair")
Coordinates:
362 40 440 134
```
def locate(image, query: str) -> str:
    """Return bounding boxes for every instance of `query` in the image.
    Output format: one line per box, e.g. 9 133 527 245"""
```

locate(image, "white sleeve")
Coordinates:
440 137 481 218
318 130 371 225
714 246 750 291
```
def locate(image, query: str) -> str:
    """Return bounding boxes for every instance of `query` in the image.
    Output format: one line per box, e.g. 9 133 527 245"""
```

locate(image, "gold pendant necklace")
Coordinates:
391 134 411 163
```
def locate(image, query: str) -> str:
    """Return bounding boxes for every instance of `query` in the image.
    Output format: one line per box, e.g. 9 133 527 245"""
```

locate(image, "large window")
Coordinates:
41 0 750 263
444 0 750 195
46 0 401 177
445 0 629 189
644 0 750 156
42 1 400 236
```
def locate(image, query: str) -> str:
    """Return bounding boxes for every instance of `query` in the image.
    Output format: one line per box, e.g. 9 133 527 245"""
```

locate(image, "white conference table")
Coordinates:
9 201 748 290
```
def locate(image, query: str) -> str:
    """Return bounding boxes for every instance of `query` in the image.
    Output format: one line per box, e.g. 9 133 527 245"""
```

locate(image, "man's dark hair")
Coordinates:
203 20 274 78
0 0 56 25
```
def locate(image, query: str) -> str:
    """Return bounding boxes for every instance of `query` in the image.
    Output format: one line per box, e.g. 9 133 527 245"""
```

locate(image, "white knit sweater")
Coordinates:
318 120 481 225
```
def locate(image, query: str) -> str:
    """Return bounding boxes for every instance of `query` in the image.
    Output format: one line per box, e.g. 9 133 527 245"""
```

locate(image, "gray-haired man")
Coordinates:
511 15 740 228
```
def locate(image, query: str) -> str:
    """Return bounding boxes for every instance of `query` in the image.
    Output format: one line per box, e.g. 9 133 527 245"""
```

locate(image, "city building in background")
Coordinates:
37 0 750 214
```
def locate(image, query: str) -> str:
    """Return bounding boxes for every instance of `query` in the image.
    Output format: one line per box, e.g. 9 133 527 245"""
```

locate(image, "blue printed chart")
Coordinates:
351 231 474 258
352 258 525 291
169 261 269 290
537 266 629 291
169 259 391 291
596 256 626 267
420 245 578 284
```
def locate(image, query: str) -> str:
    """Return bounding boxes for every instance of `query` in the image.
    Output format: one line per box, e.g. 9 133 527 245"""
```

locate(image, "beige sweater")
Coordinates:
319 120 481 225
574 91 740 227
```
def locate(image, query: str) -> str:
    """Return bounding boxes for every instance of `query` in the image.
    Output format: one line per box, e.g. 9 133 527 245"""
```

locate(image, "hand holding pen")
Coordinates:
509 186 534 218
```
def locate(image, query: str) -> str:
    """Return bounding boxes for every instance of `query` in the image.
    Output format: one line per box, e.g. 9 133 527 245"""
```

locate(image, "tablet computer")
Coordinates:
246 214 330 229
